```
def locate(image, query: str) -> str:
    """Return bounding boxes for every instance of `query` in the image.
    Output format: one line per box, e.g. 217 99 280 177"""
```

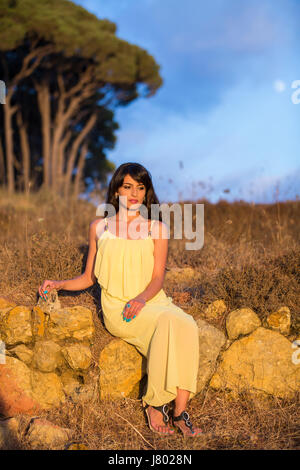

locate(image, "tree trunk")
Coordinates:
50 68 96 193
16 109 30 194
57 129 71 196
73 142 88 200
35 80 51 189
3 94 17 194
64 113 97 198
0 135 5 186
1 43 55 194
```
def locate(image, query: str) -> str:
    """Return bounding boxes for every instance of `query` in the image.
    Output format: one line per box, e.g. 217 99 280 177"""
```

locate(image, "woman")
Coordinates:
39 162 202 437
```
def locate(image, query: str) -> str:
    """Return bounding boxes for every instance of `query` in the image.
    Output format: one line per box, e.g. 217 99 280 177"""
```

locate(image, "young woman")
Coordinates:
39 162 202 436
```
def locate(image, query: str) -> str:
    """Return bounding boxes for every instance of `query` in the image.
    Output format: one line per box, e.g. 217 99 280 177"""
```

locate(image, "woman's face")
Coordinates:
116 174 146 211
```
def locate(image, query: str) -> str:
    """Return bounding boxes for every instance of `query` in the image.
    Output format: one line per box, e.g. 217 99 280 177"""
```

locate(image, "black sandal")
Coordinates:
172 410 203 436
144 403 174 436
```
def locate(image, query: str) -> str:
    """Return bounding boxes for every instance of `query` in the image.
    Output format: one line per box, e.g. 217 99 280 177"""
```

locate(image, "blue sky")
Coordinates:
74 0 300 203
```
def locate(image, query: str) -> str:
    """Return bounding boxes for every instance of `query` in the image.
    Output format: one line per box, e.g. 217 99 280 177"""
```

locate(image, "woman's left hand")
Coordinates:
122 295 146 322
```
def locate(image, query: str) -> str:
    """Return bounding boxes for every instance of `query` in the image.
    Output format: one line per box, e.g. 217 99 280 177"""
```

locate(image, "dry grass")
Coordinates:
0 188 299 450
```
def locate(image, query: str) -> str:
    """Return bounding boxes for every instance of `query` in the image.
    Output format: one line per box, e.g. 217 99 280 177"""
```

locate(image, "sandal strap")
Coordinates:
145 403 170 424
173 411 194 432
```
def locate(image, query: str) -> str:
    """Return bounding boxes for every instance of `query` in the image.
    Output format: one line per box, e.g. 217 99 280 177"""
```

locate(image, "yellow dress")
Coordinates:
94 217 199 406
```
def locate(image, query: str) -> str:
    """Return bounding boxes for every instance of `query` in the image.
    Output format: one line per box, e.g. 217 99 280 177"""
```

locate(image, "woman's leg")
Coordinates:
173 388 203 436
142 310 200 435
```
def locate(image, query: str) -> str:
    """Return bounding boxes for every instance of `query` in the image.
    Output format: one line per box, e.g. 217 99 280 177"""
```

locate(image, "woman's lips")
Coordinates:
129 199 138 203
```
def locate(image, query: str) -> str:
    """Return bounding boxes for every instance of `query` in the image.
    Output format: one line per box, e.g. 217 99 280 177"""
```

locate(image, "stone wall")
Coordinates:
0 293 299 419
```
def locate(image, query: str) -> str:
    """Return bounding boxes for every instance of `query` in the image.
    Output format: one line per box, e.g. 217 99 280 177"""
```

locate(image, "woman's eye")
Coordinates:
123 185 145 190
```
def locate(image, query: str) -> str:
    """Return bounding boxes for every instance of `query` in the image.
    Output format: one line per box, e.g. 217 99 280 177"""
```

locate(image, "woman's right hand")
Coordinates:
38 280 63 300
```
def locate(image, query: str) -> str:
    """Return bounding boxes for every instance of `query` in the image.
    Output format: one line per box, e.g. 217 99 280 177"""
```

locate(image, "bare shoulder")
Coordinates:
89 217 106 240
151 219 170 239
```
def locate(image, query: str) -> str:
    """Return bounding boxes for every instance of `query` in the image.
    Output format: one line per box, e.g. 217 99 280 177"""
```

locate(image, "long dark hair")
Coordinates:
105 162 161 220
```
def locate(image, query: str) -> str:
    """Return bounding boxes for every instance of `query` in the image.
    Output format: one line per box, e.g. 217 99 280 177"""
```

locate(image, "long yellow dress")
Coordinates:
94 217 199 407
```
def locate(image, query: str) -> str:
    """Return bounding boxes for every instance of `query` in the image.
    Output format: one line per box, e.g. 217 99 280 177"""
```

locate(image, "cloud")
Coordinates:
74 0 300 203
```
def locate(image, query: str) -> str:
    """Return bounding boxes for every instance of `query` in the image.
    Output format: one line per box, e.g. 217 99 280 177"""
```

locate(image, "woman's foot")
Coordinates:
172 410 203 437
145 405 175 435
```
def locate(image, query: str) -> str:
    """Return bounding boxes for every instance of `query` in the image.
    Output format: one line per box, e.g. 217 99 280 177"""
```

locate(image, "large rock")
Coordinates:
196 318 226 393
0 306 33 346
99 339 146 400
61 344 92 371
9 344 33 365
226 308 261 340
0 355 66 416
30 370 65 409
0 357 40 416
266 306 291 336
46 307 94 342
32 340 63 372
209 327 300 398
25 417 73 450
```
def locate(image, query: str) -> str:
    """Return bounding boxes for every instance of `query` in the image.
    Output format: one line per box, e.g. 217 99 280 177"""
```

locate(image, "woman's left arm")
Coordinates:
123 221 169 320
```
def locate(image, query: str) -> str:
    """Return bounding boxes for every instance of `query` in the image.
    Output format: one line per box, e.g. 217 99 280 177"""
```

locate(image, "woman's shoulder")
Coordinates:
89 217 106 240
150 219 170 239
90 216 106 229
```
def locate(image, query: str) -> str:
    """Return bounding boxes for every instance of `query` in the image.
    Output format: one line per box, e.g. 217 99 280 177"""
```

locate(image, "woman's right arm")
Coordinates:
38 218 104 298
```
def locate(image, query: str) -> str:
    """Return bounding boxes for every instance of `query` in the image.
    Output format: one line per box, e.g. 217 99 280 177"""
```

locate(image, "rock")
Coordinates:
37 289 61 314
226 308 261 340
99 339 146 400
0 417 22 449
0 308 14 327
204 300 227 321
61 344 92 371
30 370 65 409
0 306 33 346
0 298 17 309
0 298 95 415
0 357 65 416
10 344 33 365
25 417 72 450
32 340 63 372
209 327 300 398
46 307 94 342
32 306 47 338
0 357 40 416
196 318 226 393
266 307 291 336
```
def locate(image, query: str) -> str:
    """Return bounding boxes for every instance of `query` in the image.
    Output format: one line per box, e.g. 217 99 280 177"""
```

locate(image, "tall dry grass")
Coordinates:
0 188 299 450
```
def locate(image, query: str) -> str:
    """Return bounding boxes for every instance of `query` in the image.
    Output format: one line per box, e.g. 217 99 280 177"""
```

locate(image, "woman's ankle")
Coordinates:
173 407 185 417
